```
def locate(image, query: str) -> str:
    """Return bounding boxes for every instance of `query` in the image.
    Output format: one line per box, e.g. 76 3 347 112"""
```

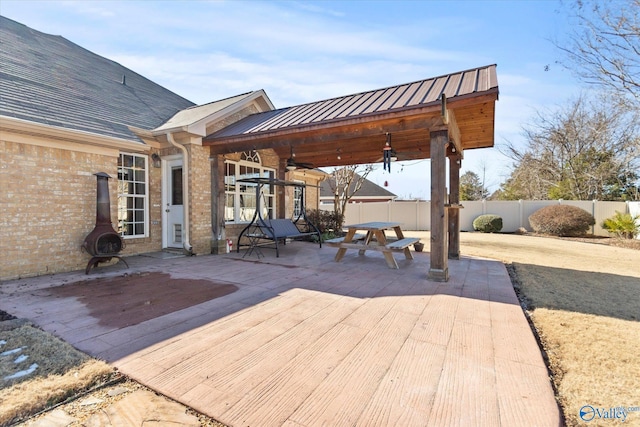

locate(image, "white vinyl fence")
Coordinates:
320 200 640 238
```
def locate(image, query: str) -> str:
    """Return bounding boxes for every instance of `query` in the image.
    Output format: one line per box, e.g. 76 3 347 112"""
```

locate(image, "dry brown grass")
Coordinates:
512 264 640 426
0 323 113 426
531 309 639 426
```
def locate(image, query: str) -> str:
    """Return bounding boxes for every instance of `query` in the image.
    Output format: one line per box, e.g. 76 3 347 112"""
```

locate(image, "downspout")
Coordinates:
166 132 193 255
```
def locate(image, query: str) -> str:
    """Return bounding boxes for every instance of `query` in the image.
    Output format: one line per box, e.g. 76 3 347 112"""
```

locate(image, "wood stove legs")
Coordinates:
85 256 129 274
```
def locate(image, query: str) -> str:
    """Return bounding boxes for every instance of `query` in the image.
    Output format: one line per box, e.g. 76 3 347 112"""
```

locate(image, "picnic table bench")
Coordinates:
324 233 366 244
329 222 420 269
385 237 420 251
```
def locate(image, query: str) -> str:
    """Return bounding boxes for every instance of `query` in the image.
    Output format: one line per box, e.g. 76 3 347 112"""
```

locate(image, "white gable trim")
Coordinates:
153 90 275 137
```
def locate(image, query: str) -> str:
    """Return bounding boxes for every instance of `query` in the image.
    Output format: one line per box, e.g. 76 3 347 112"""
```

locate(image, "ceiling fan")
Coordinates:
286 146 314 171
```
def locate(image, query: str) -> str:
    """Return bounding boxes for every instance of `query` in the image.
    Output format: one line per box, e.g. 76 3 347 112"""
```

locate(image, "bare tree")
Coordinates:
559 0 640 102
329 164 374 224
494 153 560 200
501 94 640 200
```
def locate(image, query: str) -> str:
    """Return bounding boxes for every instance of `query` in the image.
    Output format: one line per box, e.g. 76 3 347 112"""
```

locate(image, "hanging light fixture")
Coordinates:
151 153 161 168
383 133 397 172
286 146 297 171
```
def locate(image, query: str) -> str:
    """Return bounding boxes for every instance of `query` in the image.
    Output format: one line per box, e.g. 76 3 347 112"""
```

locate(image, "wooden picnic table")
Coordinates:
326 221 419 269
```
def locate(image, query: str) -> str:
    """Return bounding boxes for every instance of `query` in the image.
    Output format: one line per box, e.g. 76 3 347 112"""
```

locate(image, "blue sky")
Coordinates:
2 0 584 198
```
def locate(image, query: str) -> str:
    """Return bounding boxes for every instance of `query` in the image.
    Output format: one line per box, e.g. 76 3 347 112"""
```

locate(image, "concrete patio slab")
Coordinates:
0 242 562 426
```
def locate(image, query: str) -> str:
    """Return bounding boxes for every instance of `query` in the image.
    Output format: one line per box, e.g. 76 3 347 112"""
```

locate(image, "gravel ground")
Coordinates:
19 376 226 427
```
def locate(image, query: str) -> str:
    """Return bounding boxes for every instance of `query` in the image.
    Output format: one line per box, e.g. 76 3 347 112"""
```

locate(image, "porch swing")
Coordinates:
236 177 322 258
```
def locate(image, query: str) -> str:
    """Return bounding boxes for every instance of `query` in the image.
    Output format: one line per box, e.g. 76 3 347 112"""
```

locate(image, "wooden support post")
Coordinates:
277 158 287 219
428 129 449 282
448 149 461 260
210 154 227 254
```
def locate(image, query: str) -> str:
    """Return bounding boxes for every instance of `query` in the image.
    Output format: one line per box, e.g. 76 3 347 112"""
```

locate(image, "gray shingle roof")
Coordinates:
0 16 195 143
320 173 397 199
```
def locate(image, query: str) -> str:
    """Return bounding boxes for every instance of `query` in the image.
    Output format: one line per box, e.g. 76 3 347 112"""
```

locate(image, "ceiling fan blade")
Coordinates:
285 146 316 169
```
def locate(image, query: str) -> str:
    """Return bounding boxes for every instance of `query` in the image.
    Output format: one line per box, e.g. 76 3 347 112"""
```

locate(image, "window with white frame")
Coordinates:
224 151 275 223
117 153 148 238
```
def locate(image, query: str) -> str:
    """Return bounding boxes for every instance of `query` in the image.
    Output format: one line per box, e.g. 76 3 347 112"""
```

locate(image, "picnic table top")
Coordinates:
344 221 402 230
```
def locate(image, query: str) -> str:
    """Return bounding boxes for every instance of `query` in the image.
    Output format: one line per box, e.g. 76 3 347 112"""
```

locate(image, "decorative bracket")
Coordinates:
440 94 463 158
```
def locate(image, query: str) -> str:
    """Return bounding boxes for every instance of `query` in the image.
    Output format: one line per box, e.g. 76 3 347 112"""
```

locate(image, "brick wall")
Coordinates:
1 101 283 277
1 140 120 279
187 143 212 255
206 104 260 135
0 137 176 280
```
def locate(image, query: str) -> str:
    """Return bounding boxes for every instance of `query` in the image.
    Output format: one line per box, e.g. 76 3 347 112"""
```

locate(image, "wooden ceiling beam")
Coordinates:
271 129 432 164
206 113 442 153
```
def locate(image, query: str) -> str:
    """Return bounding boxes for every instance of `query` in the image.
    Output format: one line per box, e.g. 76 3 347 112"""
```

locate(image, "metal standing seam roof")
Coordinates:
206 64 498 140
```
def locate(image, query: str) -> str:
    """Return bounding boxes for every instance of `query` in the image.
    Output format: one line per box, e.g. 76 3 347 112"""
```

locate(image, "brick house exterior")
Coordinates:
0 17 323 280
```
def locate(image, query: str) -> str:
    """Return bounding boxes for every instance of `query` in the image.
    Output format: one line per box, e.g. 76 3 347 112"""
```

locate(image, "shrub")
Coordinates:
601 211 640 239
306 209 344 234
473 214 503 233
529 205 595 237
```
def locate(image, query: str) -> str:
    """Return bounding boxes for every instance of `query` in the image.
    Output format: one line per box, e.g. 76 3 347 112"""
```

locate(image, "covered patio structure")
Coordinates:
204 64 499 281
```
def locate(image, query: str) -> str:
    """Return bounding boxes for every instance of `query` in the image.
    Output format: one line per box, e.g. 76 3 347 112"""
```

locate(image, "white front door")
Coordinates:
163 157 184 249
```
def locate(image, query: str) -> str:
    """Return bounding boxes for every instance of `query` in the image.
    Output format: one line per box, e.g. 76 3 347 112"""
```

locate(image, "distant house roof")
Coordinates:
320 173 397 201
0 16 195 143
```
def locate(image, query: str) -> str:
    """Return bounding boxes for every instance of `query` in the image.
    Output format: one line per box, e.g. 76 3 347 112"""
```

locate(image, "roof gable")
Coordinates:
202 65 499 168
153 90 275 136
0 16 195 143
206 65 498 140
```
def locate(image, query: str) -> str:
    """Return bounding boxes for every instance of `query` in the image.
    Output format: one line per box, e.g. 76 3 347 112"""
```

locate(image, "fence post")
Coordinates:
519 199 524 229
592 200 597 235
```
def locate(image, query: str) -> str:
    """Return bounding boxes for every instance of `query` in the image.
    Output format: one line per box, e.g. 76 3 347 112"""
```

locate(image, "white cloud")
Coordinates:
2 0 586 196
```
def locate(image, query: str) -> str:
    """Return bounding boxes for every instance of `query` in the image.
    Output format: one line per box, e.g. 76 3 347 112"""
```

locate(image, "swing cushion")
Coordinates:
258 219 314 240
